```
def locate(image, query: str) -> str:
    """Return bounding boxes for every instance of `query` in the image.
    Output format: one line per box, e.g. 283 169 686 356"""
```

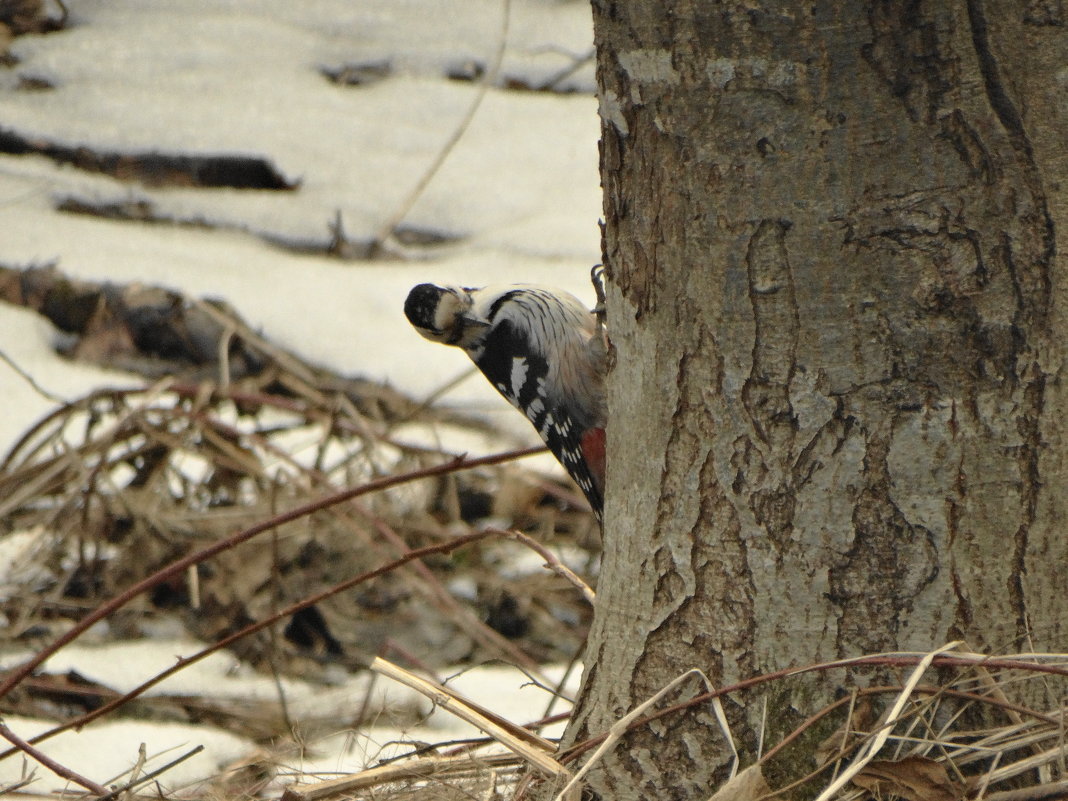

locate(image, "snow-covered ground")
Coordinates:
0 0 599 792
0 0 602 450
0 639 580 793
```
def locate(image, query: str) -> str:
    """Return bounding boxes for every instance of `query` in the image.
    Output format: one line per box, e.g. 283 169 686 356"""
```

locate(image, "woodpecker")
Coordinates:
404 282 607 516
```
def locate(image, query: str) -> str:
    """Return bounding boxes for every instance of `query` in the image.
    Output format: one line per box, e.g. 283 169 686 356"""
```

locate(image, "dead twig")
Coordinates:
0 529 502 760
499 529 595 604
281 752 520 801
553 668 733 801
0 448 543 703
371 657 566 778
0 346 66 404
96 745 205 801
370 0 511 253
0 719 108 796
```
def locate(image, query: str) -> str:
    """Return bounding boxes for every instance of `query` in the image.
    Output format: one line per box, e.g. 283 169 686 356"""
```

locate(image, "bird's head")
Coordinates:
404 283 487 347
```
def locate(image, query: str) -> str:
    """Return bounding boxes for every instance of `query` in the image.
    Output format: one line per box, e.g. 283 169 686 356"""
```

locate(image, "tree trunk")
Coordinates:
562 2 1068 798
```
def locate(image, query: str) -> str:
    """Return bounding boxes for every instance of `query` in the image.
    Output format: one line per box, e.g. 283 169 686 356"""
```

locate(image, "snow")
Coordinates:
0 639 579 791
0 714 252 793
0 0 597 791
0 0 601 442
0 305 136 453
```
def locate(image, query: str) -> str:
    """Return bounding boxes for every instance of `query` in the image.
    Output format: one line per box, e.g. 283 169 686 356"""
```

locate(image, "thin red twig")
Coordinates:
0 447 540 703
557 653 1068 765
0 529 500 761
760 683 1060 766
0 720 108 795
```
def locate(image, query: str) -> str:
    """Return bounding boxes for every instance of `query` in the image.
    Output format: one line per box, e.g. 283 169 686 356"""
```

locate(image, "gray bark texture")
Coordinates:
561 1 1068 798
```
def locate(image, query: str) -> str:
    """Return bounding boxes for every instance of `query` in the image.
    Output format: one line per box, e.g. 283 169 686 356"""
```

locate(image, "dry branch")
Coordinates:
371 657 565 778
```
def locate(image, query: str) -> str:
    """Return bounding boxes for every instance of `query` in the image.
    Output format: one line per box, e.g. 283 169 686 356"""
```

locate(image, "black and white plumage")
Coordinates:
404 283 607 516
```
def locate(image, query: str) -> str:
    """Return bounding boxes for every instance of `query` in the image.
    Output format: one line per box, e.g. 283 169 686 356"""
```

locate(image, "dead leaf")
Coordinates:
708 764 780 801
851 755 963 801
814 695 876 767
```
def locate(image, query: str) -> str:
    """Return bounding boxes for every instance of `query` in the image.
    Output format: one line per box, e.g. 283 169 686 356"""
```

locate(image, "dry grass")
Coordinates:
309 649 1068 801
0 380 596 660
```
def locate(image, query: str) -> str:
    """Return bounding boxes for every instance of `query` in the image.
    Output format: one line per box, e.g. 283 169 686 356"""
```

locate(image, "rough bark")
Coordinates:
563 2 1068 798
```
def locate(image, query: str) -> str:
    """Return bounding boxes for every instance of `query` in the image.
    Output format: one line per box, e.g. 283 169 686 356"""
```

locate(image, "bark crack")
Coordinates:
743 218 799 450
964 0 1034 163
966 0 1054 329
1010 374 1045 640
829 414 940 654
739 219 802 550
